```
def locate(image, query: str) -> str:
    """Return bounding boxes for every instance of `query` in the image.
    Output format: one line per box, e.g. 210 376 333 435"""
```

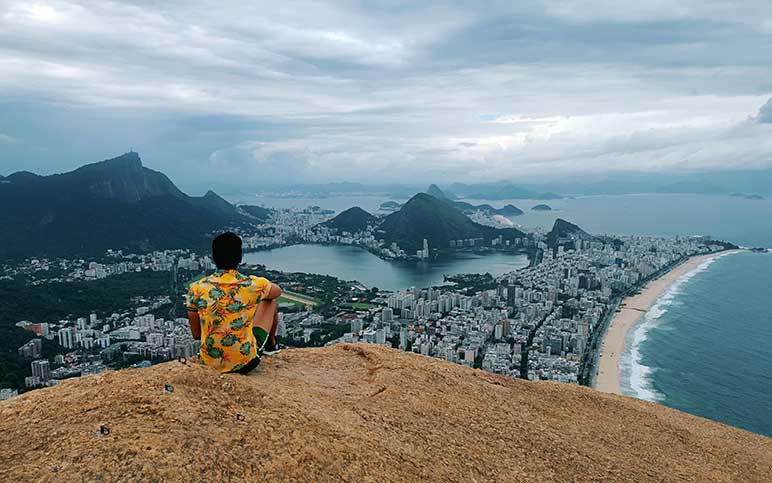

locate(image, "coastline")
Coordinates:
593 251 739 395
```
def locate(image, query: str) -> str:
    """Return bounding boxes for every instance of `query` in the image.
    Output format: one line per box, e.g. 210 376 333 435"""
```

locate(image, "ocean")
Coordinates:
621 251 772 437
228 192 772 436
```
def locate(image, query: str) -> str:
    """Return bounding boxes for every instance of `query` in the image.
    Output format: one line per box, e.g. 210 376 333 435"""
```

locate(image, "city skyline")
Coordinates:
2 1 772 186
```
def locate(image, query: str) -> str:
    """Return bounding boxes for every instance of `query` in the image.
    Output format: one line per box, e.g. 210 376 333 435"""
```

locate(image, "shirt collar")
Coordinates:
209 269 245 283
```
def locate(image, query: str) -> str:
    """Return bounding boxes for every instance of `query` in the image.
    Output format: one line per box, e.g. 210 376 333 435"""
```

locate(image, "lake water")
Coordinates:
243 244 529 291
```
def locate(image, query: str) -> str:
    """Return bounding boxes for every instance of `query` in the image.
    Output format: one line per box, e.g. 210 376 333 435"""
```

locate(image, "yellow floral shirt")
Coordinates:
186 270 272 372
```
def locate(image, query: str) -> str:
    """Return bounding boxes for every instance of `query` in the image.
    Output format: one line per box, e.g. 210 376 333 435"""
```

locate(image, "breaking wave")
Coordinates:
621 252 736 402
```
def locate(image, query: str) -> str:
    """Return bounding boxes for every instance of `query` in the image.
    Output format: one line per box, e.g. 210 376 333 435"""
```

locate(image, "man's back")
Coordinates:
187 269 272 372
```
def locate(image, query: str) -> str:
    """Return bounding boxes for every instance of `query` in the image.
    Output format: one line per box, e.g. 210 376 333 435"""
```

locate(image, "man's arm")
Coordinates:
264 282 282 300
188 310 202 340
186 285 202 340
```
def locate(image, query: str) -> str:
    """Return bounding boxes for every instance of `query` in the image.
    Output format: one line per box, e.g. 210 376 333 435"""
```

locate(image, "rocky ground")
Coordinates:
1 344 770 482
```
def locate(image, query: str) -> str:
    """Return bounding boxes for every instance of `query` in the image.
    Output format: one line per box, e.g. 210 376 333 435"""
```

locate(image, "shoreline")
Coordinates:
593 250 740 395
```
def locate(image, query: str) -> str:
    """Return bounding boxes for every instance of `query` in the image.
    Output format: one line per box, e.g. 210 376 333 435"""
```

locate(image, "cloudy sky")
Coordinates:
1 0 772 189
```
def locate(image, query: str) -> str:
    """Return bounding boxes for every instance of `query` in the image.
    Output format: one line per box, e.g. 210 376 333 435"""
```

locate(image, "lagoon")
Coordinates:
243 244 529 291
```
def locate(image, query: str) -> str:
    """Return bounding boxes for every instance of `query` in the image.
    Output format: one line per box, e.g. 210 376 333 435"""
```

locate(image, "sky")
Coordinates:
1 0 772 190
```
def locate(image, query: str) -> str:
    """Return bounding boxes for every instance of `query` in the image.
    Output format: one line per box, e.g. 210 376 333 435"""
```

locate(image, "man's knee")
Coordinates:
254 299 277 325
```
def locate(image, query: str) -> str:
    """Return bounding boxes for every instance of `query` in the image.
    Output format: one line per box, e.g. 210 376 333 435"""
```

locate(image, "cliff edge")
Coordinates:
1 344 770 482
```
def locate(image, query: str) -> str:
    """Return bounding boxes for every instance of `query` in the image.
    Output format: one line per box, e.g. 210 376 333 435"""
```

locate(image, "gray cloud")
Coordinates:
759 98 772 123
1 1 772 187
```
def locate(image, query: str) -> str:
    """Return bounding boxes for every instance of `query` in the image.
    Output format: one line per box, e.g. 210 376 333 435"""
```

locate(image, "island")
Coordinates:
531 204 552 211
379 201 402 211
730 193 765 200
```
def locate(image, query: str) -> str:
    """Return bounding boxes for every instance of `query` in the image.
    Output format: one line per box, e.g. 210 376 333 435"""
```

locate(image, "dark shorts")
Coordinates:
229 327 269 375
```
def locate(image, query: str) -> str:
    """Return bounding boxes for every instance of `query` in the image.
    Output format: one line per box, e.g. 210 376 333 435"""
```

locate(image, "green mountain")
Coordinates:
422 191 524 217
0 152 249 259
496 204 525 216
379 200 402 211
452 201 523 217
546 218 591 248
320 207 378 234
238 205 274 222
377 193 525 251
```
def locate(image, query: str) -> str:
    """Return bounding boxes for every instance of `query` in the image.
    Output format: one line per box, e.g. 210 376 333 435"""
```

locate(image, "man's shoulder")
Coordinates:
246 274 270 286
189 274 214 291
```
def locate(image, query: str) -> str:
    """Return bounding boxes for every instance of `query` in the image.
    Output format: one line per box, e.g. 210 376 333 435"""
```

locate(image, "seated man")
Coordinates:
186 232 282 374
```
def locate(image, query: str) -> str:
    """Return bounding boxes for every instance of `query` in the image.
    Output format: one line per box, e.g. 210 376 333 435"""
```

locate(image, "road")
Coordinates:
280 292 319 307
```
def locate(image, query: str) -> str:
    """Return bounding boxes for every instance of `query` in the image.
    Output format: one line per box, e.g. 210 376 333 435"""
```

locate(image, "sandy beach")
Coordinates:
594 251 735 395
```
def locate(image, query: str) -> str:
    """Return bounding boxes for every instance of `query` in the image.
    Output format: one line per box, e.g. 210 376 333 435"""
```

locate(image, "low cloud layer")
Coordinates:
1 1 772 187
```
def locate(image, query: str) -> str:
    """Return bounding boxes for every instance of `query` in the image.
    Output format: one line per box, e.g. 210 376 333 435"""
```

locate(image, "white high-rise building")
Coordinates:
382 307 394 322
375 328 386 345
277 313 287 338
31 359 51 381
399 329 408 350
58 327 74 349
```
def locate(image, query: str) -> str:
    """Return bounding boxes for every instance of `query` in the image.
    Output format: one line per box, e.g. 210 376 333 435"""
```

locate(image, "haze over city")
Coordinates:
2 0 772 187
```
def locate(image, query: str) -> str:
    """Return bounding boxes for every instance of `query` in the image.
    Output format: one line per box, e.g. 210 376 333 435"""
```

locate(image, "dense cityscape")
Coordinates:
0 205 731 400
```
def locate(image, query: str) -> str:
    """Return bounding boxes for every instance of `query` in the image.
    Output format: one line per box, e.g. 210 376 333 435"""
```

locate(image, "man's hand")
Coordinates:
187 310 202 340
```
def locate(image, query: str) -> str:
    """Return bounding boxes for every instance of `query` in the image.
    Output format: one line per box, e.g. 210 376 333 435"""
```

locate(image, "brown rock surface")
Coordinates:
1 344 770 482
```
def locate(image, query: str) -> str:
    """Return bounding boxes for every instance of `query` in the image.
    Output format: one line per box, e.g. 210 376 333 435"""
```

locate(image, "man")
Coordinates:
186 232 282 374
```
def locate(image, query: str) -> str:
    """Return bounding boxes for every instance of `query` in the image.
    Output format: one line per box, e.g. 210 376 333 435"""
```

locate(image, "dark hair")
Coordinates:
212 232 242 270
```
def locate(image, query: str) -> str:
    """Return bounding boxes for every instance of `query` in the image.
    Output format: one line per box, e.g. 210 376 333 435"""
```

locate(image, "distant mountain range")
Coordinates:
243 180 560 200
447 182 561 200
426 183 457 200
523 170 772 196
243 167 772 199
0 152 263 259
377 193 526 251
322 189 526 251
425 185 524 216
320 190 528 251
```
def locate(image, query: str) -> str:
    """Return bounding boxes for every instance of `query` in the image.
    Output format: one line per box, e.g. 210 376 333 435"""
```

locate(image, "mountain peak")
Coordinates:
426 184 447 199
65 152 185 203
0 153 245 258
100 151 142 169
546 218 591 247
77 152 144 176
379 193 524 250
320 206 377 233
1 344 769 482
